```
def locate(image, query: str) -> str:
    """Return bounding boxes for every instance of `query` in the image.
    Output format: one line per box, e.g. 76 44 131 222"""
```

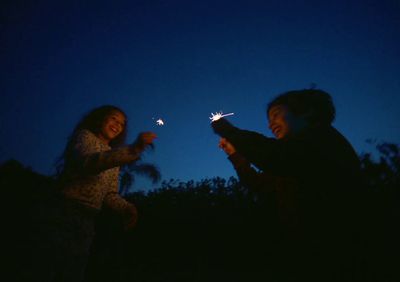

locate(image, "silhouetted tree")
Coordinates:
360 141 399 187
119 162 161 196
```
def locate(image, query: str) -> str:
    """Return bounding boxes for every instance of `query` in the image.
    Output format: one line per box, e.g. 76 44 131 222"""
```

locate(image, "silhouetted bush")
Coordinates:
1 142 399 281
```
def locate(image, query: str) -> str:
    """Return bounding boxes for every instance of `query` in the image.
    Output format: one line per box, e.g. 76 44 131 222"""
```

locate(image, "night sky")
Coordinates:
1 0 399 191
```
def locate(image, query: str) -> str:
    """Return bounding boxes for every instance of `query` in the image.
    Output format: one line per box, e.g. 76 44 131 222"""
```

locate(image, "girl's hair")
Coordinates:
267 89 336 125
55 105 128 175
69 105 128 147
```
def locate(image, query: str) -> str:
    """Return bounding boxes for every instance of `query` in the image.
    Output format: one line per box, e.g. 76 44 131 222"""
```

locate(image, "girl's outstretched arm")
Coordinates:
66 130 156 176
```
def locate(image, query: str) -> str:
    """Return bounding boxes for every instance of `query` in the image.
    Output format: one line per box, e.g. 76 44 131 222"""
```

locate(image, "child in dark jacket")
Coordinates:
212 89 362 281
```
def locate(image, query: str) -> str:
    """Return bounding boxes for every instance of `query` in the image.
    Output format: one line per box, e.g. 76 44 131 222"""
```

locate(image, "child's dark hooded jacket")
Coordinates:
212 118 362 243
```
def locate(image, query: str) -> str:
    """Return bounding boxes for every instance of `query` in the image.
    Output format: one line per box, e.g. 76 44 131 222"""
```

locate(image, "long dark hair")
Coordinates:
55 105 128 175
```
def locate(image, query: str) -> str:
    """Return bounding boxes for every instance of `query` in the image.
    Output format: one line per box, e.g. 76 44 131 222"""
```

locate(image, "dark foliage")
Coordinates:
1 142 399 282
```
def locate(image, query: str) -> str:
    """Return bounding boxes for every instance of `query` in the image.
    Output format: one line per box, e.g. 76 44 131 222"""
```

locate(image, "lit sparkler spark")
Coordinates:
156 119 164 126
152 117 165 126
209 112 234 123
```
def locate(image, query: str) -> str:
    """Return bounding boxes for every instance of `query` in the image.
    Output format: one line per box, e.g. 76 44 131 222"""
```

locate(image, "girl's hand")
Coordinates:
138 132 157 145
133 132 157 151
219 138 236 156
124 205 138 231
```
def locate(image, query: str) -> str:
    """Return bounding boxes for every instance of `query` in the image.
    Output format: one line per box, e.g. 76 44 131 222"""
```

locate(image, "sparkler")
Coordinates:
152 117 165 126
209 111 234 123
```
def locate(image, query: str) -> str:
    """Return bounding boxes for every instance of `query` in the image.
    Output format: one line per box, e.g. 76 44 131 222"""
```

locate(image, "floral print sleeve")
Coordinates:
61 130 139 211
69 130 141 175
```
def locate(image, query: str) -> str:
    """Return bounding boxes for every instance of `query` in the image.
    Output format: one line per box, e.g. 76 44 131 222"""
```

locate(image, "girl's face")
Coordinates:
268 105 307 139
98 111 126 144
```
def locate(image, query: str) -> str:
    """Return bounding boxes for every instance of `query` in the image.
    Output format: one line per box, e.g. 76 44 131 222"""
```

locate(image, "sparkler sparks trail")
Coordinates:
209 112 234 123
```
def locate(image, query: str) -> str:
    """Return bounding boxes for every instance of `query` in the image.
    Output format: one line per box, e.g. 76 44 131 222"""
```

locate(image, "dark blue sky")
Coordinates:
1 0 399 190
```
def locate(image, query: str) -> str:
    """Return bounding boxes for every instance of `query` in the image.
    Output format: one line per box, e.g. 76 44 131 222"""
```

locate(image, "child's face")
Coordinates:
268 105 307 139
98 111 126 144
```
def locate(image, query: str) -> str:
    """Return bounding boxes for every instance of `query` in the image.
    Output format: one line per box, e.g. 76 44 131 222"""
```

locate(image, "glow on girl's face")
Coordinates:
98 111 126 144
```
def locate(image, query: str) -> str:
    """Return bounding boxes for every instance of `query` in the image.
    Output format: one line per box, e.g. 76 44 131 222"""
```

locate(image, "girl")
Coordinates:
33 105 157 282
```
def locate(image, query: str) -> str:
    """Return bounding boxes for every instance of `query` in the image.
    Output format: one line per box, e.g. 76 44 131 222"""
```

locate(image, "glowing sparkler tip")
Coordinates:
209 111 234 122
156 119 164 126
152 117 165 126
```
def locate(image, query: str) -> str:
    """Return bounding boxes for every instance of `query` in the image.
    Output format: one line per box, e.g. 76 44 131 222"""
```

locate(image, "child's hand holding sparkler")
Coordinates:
132 132 157 152
210 113 237 137
139 132 157 144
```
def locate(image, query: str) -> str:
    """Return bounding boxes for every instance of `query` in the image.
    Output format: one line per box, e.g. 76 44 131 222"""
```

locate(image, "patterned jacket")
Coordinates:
59 129 139 213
